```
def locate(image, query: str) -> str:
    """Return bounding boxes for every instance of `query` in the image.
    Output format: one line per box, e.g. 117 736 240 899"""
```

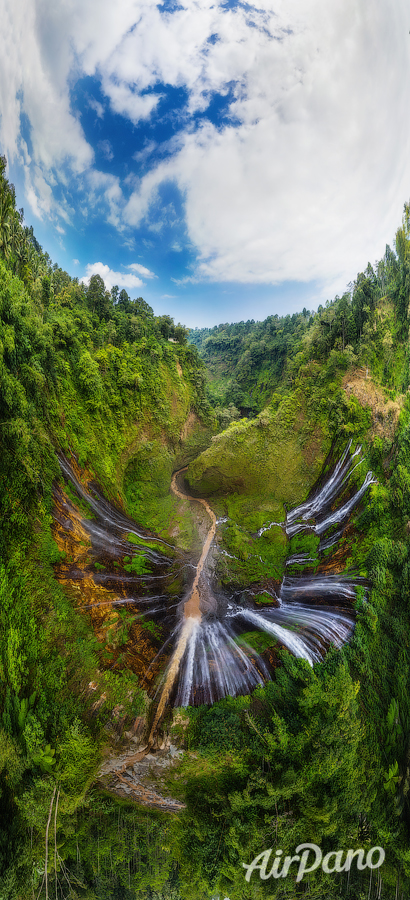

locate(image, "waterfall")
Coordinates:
285 441 359 530
164 600 355 706
55 443 375 719
149 617 199 741
280 575 358 603
57 453 172 559
161 442 374 708
172 618 268 707
313 471 376 535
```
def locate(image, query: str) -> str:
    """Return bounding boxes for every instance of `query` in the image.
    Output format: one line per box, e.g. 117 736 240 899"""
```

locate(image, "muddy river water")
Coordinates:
170 468 217 620
53 443 374 740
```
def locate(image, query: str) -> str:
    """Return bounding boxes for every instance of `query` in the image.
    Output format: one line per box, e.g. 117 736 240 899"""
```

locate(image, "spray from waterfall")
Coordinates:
148 468 217 738
148 443 375 719
55 443 375 733
148 616 199 744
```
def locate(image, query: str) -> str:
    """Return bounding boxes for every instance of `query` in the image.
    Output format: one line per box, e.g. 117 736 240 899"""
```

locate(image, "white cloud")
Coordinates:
101 80 161 124
2 0 410 296
23 163 74 223
88 97 105 118
85 169 124 228
0 0 94 228
133 140 157 164
0 1 94 173
97 139 114 160
120 0 410 289
171 275 198 286
81 261 153 291
73 259 80 265
127 262 156 278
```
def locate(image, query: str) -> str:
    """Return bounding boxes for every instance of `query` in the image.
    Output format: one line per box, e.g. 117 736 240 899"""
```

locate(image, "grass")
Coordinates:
187 402 327 509
186 395 329 584
235 630 279 653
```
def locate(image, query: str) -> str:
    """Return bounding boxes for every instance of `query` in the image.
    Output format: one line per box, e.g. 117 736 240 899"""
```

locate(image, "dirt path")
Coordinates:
170 468 217 620
146 470 217 743
100 469 218 759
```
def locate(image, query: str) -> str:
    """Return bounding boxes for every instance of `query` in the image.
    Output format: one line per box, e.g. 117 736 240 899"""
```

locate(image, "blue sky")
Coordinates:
1 0 410 328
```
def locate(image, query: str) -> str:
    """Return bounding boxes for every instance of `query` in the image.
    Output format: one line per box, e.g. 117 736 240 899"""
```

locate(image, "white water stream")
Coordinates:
57 444 375 723
152 444 374 711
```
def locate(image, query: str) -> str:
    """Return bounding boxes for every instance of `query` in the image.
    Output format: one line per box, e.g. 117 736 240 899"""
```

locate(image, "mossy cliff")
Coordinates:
185 368 362 588
0 155 217 898
50 322 212 502
187 397 327 511
4 148 410 899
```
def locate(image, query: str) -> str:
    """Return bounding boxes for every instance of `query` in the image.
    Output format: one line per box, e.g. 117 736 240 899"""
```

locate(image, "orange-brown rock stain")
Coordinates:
52 481 167 687
342 368 403 441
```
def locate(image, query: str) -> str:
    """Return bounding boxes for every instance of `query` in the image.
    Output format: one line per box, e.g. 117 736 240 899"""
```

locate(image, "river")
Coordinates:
53 442 375 738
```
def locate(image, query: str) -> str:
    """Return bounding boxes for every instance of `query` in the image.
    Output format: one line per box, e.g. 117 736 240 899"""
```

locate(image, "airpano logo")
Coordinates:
242 844 385 883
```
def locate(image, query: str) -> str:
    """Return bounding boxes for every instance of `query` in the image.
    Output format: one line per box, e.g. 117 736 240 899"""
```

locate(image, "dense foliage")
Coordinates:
190 240 409 425
2 148 410 900
179 206 410 898
0 156 210 899
169 422 410 898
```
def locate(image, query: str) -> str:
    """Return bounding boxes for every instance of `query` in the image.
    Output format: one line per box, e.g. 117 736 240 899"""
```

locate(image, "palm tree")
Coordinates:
0 182 14 260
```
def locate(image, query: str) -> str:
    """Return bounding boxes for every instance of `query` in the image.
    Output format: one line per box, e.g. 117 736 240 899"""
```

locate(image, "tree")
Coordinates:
174 323 189 344
86 274 112 319
0 167 14 260
132 296 154 318
334 292 354 351
157 314 174 339
118 288 132 313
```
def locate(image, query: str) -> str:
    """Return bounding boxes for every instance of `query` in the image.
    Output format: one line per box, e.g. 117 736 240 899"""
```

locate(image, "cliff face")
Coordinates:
3 157 410 898
186 398 327 508
342 368 403 442
0 253 213 557
0 245 216 894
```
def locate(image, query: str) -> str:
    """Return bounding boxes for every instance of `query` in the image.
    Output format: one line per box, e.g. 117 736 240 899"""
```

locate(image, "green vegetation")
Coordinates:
56 795 181 898
174 203 410 898
189 239 410 419
0 156 211 898
122 554 151 575
3 149 410 900
165 402 410 900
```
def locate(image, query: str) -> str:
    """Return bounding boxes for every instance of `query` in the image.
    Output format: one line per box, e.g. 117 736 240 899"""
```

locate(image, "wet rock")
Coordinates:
97 742 185 812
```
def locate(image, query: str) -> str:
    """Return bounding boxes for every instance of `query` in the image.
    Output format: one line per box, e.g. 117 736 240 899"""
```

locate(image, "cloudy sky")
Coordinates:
1 0 410 327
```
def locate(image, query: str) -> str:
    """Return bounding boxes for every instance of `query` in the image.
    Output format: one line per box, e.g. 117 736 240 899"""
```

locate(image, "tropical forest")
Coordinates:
2 153 410 900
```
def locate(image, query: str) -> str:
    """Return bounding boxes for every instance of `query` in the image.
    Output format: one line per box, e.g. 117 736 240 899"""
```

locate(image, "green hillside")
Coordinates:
2 152 410 899
0 156 213 898
189 242 409 425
